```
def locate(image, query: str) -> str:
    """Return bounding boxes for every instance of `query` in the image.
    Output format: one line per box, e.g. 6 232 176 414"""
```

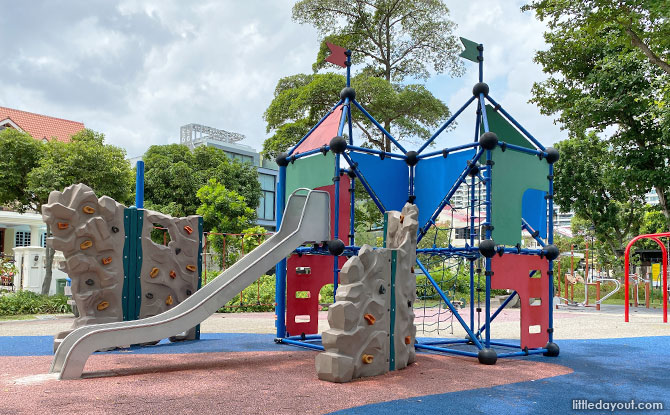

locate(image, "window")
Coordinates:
225 151 253 164
41 232 47 248
455 227 476 240
257 173 276 221
15 231 31 247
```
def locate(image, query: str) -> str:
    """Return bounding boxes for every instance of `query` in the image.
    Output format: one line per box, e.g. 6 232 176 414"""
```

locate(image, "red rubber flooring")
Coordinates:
1 351 572 414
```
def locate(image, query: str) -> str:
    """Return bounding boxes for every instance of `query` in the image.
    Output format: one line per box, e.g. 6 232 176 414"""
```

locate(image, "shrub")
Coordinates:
0 291 71 316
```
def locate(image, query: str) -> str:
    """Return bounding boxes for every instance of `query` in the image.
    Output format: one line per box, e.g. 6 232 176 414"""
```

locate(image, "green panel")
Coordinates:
285 152 335 202
196 216 203 340
490 148 549 246
122 209 131 321
389 250 397 371
134 210 144 320
126 207 138 321
459 37 480 63
482 104 535 150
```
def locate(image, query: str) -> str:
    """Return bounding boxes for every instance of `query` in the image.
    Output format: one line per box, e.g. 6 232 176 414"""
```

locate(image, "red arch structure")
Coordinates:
624 232 668 323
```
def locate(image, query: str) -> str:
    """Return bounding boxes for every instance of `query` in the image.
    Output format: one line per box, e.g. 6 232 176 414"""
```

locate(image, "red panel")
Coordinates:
315 180 350 241
491 255 549 349
286 255 347 336
293 106 343 154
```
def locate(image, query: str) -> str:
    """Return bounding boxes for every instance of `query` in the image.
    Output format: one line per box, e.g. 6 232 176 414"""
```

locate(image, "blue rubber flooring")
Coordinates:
1 334 668 414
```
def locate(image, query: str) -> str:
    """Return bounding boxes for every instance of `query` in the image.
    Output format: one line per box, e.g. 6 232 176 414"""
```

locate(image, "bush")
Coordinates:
0 291 71 316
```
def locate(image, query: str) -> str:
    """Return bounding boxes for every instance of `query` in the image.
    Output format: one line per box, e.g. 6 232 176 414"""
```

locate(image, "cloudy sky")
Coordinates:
0 0 566 158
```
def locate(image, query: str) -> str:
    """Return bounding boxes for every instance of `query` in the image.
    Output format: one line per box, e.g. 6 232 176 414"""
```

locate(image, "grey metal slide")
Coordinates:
50 190 330 379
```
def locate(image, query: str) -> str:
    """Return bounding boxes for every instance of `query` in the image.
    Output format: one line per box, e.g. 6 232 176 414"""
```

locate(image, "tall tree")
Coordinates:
525 7 670 230
25 129 133 294
264 0 462 155
143 144 261 217
0 129 44 212
554 132 645 259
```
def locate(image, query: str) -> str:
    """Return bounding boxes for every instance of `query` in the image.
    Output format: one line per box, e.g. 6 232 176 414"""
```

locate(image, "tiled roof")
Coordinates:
0 106 85 142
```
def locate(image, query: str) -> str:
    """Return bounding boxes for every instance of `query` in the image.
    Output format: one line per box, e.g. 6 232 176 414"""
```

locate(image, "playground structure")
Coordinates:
273 39 561 365
556 244 621 310
41 183 204 351
624 232 669 323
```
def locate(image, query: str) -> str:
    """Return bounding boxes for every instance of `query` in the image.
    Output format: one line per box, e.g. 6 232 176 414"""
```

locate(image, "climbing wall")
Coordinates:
138 211 200 339
42 183 202 346
42 183 126 327
315 204 418 383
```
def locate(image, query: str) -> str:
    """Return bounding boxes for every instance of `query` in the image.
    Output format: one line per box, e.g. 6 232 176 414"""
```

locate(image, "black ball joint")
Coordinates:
543 244 559 261
468 163 480 177
405 151 419 166
478 348 497 365
329 136 348 154
544 342 560 357
327 239 346 256
340 87 356 101
276 152 290 167
479 239 496 258
473 82 489 96
479 132 498 150
545 147 559 164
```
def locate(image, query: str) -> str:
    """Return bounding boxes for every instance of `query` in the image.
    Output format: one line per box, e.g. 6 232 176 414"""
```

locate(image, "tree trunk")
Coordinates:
653 185 670 231
41 224 54 295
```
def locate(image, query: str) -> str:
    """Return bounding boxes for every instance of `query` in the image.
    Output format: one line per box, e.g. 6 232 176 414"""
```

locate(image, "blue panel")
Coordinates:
414 150 474 230
522 189 547 239
349 152 408 213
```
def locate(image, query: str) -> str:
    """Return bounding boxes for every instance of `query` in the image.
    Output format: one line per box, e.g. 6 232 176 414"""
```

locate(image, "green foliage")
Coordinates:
27 129 134 206
0 257 18 284
525 0 670 231
218 274 275 313
197 179 256 234
143 144 261 217
0 129 45 212
293 0 463 81
0 291 71 316
554 133 645 259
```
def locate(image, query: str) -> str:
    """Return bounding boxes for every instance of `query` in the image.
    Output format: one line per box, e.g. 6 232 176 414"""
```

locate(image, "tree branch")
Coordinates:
623 25 670 75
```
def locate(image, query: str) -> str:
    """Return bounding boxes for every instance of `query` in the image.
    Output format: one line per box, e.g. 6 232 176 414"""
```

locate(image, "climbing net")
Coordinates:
414 178 486 336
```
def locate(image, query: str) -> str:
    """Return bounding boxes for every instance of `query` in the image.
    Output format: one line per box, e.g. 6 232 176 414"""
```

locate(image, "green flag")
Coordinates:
459 37 480 63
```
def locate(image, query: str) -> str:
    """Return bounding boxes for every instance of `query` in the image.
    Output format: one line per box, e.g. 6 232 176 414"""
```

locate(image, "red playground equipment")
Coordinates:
624 232 668 323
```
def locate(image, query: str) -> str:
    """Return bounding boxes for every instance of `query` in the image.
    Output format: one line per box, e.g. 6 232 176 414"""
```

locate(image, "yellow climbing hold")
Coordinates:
186 264 196 272
184 225 193 234
83 206 95 214
169 270 177 279
57 222 69 230
364 313 376 325
166 295 173 306
101 257 113 265
80 240 93 250
400 214 404 224
150 267 159 278
362 354 374 364
97 301 109 311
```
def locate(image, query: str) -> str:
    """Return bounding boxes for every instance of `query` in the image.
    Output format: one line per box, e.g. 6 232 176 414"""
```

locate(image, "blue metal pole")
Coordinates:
345 144 406 160
414 344 480 358
341 152 386 214
352 100 407 154
275 165 287 338
415 259 484 349
469 105 481 332
485 95 547 151
501 142 547 158
333 152 341 296
417 142 480 160
484 149 493 348
479 94 489 132
417 96 476 154
522 218 547 247
347 103 355 247
548 163 555 343
279 338 325 351
478 44 484 82
135 160 144 209
476 291 517 337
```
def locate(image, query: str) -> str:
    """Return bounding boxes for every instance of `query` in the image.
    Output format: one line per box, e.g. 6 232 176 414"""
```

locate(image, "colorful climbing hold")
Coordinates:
150 267 159 278
57 222 69 230
184 225 193 234
364 313 376 325
166 295 173 306
97 301 109 311
362 354 374 364
101 257 113 265
146 293 153 299
405 336 412 345
169 270 177 279
85 279 94 286
111 226 119 233
400 214 405 224
80 240 93 250
82 206 95 214
186 264 196 272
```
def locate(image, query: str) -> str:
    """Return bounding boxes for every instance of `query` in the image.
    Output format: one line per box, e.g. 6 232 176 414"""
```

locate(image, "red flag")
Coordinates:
325 42 348 68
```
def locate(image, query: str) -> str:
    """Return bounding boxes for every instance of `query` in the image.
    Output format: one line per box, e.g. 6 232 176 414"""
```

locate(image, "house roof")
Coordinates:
0 106 85 142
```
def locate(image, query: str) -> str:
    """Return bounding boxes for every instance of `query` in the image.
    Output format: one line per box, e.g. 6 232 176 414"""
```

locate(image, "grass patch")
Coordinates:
0 314 37 321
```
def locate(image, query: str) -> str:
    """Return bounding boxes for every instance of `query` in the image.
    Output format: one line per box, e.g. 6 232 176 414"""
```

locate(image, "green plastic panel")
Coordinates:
490 148 549 246
483 104 535 150
285 152 335 202
459 37 480 63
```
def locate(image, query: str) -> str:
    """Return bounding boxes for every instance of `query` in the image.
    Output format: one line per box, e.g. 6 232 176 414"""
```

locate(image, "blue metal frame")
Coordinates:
273 41 558 363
